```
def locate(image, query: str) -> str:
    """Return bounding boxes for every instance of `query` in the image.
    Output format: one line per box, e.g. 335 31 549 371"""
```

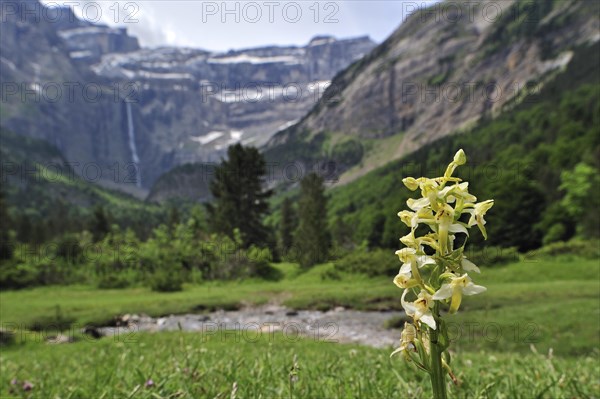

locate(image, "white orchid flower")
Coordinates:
407 197 431 212
393 272 419 289
397 210 413 227
398 208 435 229
419 179 440 211
405 177 445 212
395 248 436 273
394 247 436 283
439 182 477 204
466 200 494 239
432 274 486 313
461 257 480 273
434 203 470 255
400 231 439 252
402 290 436 330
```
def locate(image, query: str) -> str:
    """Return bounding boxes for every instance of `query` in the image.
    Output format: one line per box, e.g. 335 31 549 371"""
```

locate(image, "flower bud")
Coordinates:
402 177 419 191
453 149 467 165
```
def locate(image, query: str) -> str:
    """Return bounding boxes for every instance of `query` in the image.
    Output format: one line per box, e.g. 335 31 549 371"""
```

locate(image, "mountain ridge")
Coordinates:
264 0 600 186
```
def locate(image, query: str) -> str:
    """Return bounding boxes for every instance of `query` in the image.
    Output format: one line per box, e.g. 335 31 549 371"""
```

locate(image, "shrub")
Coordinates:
320 268 341 281
97 271 136 289
148 266 184 292
253 262 283 281
247 246 282 281
543 223 568 246
216 250 259 280
0 259 40 289
0 241 88 289
526 239 600 260
94 251 138 289
334 248 397 276
189 269 203 284
36 258 85 286
54 234 83 264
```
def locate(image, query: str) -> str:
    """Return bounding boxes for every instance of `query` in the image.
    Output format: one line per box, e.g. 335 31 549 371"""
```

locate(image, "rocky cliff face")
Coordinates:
0 0 137 193
59 26 140 66
86 34 375 162
0 0 375 190
265 0 600 185
44 5 141 66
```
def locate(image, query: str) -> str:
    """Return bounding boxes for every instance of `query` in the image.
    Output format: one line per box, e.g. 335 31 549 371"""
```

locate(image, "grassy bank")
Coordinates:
1 331 598 398
1 257 598 357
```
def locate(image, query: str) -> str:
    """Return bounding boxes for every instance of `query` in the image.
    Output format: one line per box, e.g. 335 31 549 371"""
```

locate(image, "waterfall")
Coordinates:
125 101 142 188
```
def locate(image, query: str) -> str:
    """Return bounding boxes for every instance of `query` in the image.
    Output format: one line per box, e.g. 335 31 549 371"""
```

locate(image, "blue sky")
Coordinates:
42 1 438 51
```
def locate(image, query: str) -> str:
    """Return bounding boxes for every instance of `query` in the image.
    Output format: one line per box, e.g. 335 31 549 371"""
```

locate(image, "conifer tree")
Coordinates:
279 197 296 254
293 173 330 268
207 144 272 248
90 205 110 242
331 215 353 250
367 212 386 249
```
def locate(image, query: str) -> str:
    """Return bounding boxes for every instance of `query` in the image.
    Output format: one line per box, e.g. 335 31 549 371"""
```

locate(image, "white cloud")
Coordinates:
42 0 440 51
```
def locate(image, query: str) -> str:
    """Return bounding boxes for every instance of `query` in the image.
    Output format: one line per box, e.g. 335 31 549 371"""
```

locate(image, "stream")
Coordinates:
97 305 406 348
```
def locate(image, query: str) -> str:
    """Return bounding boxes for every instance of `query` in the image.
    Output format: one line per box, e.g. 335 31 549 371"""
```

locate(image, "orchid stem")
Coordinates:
429 303 448 399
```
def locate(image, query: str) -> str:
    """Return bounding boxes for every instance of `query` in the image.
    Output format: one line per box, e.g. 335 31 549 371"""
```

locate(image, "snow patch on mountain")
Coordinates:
191 132 224 145
207 54 301 65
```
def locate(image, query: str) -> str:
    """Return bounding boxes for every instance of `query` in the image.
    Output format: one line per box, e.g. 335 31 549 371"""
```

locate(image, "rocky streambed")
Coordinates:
97 306 407 348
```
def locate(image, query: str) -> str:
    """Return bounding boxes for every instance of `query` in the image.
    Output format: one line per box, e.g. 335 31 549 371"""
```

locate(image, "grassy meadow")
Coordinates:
1 256 599 397
2 331 598 398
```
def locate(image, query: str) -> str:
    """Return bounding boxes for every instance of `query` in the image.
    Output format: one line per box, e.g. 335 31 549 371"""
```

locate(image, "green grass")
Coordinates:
0 257 598 396
1 332 598 398
1 257 598 357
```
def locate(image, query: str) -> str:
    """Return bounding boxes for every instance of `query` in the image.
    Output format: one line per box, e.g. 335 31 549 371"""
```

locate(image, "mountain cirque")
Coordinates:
0 0 375 189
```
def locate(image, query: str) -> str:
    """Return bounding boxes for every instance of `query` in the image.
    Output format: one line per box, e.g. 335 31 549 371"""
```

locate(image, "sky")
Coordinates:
41 1 439 52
